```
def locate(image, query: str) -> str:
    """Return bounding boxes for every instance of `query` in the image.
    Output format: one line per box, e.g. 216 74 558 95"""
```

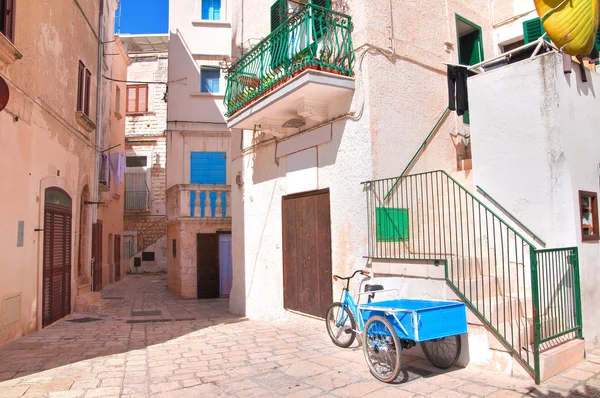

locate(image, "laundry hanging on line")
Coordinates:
447 65 470 116
109 152 126 186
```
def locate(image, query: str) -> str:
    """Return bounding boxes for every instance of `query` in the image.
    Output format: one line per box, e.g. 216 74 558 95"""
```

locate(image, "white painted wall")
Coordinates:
469 52 600 348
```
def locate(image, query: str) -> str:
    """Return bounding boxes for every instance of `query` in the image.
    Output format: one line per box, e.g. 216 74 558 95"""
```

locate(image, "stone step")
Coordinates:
466 296 520 326
529 338 585 382
88 299 110 313
73 292 102 312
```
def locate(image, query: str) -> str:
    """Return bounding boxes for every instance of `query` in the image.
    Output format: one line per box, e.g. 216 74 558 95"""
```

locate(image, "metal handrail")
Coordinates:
363 170 582 383
476 185 547 247
126 216 167 257
224 2 354 116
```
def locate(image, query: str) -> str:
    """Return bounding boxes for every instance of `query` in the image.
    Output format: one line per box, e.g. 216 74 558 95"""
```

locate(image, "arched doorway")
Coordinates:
42 188 73 328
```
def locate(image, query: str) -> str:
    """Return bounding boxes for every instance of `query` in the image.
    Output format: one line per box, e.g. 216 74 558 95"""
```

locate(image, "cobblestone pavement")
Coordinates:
1 274 600 397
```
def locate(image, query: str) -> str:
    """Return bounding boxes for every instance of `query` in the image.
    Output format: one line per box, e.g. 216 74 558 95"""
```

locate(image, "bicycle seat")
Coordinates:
364 284 384 292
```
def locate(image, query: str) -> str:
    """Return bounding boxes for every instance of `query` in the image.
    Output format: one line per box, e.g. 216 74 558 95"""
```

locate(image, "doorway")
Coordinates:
456 15 484 125
281 189 332 319
42 188 73 328
197 233 233 299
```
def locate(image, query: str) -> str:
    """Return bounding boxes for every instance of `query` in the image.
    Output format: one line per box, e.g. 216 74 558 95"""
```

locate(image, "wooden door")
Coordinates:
42 191 72 328
114 235 121 282
92 221 103 291
197 234 220 299
282 189 332 318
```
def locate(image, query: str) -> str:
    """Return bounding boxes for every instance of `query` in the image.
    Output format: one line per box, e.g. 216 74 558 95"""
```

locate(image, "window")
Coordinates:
190 152 226 184
126 156 148 168
523 18 547 44
200 67 220 93
76 62 92 117
126 84 148 114
124 171 149 210
202 0 221 20
579 191 599 242
115 86 121 114
376 207 409 242
0 0 15 42
456 16 483 125
502 39 525 53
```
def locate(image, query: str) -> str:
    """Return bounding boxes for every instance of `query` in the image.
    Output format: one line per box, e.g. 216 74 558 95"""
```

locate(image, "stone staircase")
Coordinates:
74 283 110 314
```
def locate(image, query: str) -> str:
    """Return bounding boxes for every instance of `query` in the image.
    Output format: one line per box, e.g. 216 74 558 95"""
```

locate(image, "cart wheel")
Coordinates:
362 315 401 383
325 302 357 348
421 335 461 369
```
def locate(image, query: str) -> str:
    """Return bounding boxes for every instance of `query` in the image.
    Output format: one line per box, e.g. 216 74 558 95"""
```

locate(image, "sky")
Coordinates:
115 0 169 35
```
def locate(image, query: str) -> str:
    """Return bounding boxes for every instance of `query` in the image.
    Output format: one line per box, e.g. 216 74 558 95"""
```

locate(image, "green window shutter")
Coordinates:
310 0 330 9
270 0 288 32
376 208 409 242
595 28 600 51
523 18 546 44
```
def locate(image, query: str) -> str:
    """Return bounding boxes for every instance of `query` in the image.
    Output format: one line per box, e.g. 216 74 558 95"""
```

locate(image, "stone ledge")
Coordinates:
0 33 22 68
76 111 96 132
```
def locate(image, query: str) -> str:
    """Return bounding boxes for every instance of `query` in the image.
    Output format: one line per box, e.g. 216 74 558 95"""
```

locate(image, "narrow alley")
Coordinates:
0 274 599 397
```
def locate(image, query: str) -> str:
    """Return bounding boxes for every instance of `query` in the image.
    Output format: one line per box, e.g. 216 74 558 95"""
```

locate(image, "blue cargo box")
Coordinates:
358 299 467 342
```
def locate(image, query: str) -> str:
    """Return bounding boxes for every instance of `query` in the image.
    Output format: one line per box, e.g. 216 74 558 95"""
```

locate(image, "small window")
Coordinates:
579 191 599 242
115 86 121 114
0 0 15 42
126 156 148 168
200 67 220 93
126 84 148 114
172 239 177 258
502 39 525 53
376 208 409 242
202 0 221 20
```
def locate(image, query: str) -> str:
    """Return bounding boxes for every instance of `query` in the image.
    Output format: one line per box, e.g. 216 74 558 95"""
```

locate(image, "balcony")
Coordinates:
224 3 355 134
167 184 231 221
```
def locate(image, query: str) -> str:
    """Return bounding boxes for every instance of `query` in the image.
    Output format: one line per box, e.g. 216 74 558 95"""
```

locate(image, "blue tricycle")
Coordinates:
326 270 468 383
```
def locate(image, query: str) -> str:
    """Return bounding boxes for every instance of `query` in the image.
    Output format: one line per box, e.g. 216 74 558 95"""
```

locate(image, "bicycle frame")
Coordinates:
339 289 365 332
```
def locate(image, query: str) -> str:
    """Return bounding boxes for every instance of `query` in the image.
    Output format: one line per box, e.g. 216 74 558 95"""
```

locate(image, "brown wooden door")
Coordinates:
42 200 72 328
92 221 103 291
282 189 332 318
114 235 121 281
197 234 220 299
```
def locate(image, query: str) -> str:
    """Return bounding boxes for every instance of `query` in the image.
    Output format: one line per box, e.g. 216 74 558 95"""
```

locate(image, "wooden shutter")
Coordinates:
523 18 546 44
310 0 330 9
596 28 600 52
137 86 148 112
270 0 287 32
190 152 226 184
77 62 84 112
2 0 15 42
84 69 91 116
127 86 136 113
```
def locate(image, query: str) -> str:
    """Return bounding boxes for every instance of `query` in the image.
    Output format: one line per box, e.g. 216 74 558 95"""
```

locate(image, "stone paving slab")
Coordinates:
0 274 599 397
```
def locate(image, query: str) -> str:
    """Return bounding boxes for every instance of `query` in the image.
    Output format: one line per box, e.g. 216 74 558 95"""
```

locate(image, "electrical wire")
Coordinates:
0 72 99 152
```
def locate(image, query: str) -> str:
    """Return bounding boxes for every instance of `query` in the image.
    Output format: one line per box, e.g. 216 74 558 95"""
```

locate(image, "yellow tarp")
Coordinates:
535 0 600 56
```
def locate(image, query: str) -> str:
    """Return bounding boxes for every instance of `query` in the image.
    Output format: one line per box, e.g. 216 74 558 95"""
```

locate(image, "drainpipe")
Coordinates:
92 0 104 225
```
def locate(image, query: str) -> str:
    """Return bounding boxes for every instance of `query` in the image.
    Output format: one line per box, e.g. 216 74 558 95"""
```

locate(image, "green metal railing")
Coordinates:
362 170 582 383
224 3 354 117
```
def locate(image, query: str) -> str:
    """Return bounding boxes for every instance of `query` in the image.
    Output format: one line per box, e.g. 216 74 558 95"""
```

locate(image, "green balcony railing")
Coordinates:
224 3 355 117
362 170 583 384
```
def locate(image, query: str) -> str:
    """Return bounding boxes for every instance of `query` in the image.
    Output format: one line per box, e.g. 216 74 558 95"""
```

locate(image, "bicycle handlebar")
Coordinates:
333 269 370 281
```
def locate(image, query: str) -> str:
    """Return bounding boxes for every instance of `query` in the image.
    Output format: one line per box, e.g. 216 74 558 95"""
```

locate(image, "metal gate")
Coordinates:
282 189 332 318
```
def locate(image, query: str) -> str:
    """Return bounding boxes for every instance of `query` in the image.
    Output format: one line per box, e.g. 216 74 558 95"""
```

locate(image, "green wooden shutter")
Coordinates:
376 208 409 242
270 0 288 32
523 18 546 44
310 0 330 9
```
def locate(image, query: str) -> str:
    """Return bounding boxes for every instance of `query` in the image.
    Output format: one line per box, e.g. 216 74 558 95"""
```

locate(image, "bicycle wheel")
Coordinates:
421 335 461 369
362 315 401 383
325 302 357 348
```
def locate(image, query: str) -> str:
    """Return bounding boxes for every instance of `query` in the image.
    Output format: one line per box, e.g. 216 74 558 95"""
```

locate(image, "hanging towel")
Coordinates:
447 65 469 116
100 153 110 185
110 152 126 186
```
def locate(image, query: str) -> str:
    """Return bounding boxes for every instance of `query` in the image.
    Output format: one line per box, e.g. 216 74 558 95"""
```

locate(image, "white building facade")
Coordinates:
224 0 600 383
166 0 233 299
